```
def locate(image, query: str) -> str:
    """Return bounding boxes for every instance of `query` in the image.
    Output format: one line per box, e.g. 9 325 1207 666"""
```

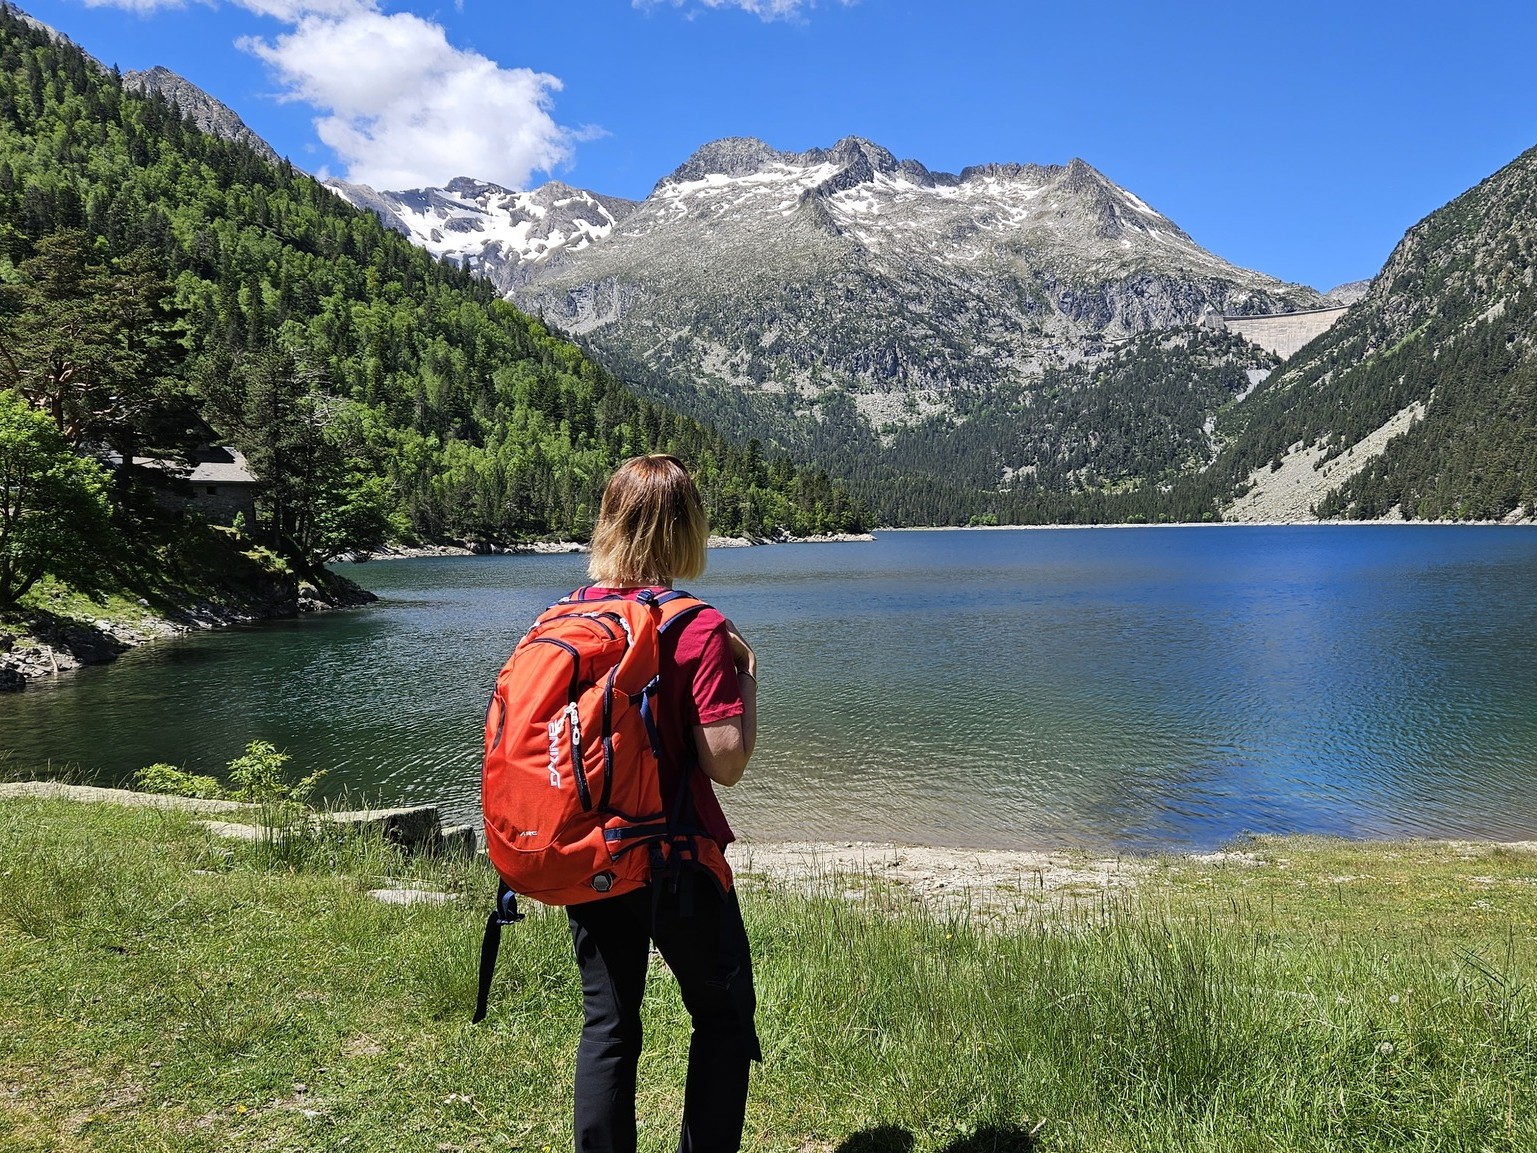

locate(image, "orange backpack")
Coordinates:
482 585 733 903
474 587 735 1020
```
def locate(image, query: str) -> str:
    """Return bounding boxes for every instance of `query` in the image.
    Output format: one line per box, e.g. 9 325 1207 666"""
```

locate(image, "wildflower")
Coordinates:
1388 994 1400 1004
1377 1042 1394 1056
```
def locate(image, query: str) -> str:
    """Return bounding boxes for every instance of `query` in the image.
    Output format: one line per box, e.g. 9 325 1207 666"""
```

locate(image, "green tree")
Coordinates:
0 230 184 457
0 387 112 605
198 345 395 561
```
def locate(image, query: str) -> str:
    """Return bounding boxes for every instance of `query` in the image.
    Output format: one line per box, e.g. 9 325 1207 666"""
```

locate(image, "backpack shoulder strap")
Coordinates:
653 589 708 633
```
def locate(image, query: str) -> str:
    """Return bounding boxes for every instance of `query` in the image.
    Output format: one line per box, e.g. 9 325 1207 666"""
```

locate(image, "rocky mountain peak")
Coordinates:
958 161 1059 184
795 135 938 196
656 136 787 189
1060 156 1102 190
657 134 937 195
821 135 901 173
442 175 512 197
123 65 283 167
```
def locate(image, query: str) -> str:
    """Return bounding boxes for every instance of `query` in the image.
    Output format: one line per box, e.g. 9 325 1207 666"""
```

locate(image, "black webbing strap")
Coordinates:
472 882 524 1023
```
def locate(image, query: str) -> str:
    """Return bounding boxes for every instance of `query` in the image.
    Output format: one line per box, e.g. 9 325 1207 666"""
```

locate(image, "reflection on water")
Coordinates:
6 525 1537 853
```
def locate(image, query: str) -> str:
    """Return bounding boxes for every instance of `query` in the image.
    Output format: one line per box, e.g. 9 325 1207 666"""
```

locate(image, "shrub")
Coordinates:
133 762 224 799
225 740 323 805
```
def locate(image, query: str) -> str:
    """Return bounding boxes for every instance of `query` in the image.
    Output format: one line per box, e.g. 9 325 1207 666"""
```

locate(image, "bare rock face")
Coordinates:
1321 279 1371 307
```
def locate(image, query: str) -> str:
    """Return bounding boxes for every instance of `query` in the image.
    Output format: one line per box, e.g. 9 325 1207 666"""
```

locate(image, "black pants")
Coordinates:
566 872 761 1153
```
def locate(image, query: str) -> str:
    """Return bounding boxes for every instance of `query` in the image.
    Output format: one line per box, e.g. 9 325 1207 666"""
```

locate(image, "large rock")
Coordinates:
324 805 444 850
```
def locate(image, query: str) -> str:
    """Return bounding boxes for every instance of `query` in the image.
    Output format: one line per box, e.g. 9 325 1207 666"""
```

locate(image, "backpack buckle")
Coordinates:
496 886 525 925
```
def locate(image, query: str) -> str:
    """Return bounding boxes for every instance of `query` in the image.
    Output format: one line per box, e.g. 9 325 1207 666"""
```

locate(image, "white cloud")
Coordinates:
634 0 854 21
83 0 578 191
240 1 573 190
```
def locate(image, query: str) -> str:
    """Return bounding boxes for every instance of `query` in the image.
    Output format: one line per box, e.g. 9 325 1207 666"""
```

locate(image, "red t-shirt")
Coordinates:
585 586 742 848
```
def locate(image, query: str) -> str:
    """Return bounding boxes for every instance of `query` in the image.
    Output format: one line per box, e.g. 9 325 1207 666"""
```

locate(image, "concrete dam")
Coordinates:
1215 306 1351 361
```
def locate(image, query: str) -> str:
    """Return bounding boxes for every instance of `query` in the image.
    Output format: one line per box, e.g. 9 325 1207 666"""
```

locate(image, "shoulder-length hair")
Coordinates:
587 454 709 586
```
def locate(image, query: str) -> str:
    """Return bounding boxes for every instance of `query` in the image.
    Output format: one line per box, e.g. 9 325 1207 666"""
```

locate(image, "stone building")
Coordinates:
183 447 260 526
128 446 260 527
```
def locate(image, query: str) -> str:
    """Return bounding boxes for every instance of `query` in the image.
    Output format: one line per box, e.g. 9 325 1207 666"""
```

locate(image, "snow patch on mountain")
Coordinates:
326 176 639 283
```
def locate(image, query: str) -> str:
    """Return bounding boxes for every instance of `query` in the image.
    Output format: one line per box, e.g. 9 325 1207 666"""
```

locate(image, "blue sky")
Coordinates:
17 0 1537 292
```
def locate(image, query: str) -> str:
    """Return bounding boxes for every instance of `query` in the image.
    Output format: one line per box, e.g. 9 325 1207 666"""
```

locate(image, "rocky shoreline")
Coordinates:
733 839 1151 914
0 569 374 693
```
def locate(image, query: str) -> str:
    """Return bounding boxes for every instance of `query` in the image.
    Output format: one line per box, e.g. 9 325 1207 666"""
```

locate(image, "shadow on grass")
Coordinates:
835 1127 913 1153
834 1125 1038 1153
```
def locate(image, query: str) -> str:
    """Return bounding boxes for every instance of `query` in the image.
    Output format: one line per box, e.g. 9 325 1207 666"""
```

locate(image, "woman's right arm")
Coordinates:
694 619 757 787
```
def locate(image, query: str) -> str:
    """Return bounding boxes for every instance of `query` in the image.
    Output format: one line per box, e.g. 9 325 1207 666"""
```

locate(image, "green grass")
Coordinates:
12 576 166 633
2 799 1535 1152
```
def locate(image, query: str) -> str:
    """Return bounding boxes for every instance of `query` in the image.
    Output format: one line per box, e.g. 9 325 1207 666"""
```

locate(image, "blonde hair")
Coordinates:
588 455 709 586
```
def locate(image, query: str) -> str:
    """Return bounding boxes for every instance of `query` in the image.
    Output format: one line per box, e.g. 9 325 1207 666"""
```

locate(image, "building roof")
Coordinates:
129 446 259 486
188 448 257 485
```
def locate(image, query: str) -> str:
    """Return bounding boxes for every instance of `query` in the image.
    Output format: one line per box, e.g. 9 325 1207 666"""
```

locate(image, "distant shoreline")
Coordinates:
353 531 876 561
362 522 1537 562
873 518 1536 531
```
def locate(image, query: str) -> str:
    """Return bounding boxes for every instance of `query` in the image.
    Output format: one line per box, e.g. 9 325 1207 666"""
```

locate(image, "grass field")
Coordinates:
2 794 1535 1151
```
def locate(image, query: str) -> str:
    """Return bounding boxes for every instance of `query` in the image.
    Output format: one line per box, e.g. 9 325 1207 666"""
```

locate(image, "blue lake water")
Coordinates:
6 525 1537 854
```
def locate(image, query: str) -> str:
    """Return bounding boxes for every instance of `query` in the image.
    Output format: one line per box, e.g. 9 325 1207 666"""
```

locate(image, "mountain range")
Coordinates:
8 0 1535 525
332 131 1537 525
330 138 1325 445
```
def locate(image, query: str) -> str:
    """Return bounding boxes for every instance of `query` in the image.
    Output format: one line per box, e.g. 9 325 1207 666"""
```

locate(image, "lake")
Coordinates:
6 525 1537 854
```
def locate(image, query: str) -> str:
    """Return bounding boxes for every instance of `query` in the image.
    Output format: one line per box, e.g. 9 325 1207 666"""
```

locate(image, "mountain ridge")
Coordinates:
1210 140 1537 522
16 0 1528 527
121 65 283 167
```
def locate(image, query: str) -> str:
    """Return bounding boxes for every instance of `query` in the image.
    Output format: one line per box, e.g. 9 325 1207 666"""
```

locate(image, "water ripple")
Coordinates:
7 528 1537 852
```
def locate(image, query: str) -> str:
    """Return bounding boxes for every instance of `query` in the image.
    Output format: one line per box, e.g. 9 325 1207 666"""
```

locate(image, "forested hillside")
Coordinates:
712 327 1277 526
1204 143 1537 521
0 5 863 605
